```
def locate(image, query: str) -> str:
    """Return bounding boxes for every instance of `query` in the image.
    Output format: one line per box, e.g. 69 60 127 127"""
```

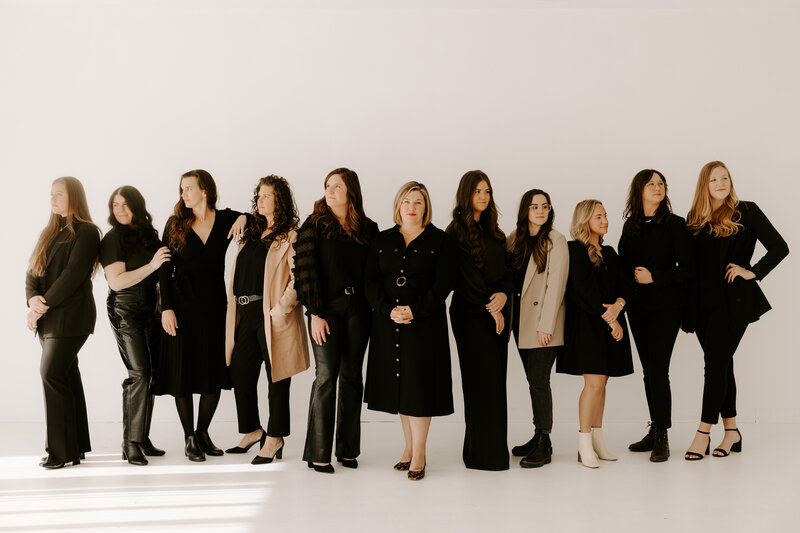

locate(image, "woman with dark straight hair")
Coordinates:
101 186 171 465
446 170 512 471
26 177 100 469
293 167 378 473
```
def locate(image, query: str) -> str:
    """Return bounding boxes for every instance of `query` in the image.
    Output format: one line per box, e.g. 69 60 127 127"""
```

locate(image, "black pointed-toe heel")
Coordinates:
122 441 148 466
140 438 165 457
226 430 266 454
684 430 711 461
337 457 358 469
252 439 284 465
195 430 224 456
713 428 742 457
307 461 334 473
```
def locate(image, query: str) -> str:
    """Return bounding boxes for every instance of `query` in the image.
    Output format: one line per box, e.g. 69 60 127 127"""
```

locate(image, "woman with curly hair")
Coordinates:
100 186 171 465
293 168 378 473
224 175 310 465
446 170 512 471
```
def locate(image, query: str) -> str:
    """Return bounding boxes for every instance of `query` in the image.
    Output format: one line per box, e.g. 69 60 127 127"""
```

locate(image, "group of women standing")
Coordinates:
25 161 788 478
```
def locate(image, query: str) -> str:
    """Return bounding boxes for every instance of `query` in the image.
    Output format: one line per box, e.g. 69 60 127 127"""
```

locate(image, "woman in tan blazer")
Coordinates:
507 189 568 468
224 175 309 465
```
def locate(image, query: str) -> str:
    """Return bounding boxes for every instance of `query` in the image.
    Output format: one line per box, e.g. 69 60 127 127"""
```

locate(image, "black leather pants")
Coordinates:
107 287 160 443
303 296 370 463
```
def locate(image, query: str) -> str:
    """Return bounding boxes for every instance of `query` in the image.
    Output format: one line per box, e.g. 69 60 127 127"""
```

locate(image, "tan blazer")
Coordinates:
225 229 310 382
507 228 569 349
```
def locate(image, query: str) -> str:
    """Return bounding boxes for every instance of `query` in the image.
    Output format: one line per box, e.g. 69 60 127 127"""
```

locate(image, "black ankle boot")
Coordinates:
512 433 539 457
140 438 165 457
650 427 670 462
122 441 148 466
520 433 552 468
195 430 224 456
628 422 655 452
184 435 206 462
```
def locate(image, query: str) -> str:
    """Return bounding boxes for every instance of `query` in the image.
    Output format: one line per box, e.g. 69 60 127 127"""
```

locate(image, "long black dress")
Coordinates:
364 224 456 417
153 208 240 396
446 222 513 471
557 241 634 377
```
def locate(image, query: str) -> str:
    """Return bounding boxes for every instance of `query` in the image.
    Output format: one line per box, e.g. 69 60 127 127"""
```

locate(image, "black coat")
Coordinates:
364 224 456 417
26 220 101 338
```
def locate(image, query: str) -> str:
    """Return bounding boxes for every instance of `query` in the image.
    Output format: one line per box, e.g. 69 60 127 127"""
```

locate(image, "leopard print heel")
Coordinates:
393 461 411 471
407 464 426 481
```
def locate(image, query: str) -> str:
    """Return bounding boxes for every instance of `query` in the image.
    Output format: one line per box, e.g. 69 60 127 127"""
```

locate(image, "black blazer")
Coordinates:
25 220 101 338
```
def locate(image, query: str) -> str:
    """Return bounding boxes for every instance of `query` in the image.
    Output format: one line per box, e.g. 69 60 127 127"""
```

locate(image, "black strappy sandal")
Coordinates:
684 430 711 461
713 428 742 457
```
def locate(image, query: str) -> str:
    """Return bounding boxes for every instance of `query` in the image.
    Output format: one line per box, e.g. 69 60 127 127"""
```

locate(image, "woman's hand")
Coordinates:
26 310 42 331
725 263 756 283
486 292 508 314
609 320 623 341
228 214 247 241
390 306 413 325
149 246 171 271
634 266 653 284
310 314 331 345
601 300 624 323
491 310 505 335
537 331 551 347
162 309 178 336
28 295 49 314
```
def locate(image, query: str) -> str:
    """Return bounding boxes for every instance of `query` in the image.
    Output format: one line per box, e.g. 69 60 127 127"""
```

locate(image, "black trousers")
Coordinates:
696 311 747 424
303 296 370 463
450 305 509 471
108 288 159 443
517 346 559 434
628 306 681 429
39 335 91 463
229 304 290 437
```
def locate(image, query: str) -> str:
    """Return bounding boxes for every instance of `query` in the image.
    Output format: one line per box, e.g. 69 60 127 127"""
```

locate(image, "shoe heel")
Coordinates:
704 443 710 455
276 448 283 460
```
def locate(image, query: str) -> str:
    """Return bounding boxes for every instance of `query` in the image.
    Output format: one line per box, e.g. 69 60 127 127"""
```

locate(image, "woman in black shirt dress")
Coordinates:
365 182 456 480
557 199 633 469
683 161 788 460
447 170 512 471
26 177 100 469
100 186 171 465
153 169 246 462
618 170 694 462
293 168 378 473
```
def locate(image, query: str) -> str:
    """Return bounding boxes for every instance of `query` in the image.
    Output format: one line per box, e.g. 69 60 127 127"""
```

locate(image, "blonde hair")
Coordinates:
686 161 742 237
393 181 432 227
570 199 604 266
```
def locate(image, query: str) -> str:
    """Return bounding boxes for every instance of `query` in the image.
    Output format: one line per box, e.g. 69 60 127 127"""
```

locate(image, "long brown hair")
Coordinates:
450 170 505 268
570 199 604 267
166 169 218 253
29 177 98 277
686 161 742 237
622 169 672 236
511 189 554 273
309 168 371 244
107 185 160 250
243 175 299 245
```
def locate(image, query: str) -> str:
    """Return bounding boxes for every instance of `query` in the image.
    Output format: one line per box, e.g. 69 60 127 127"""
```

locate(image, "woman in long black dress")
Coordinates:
153 169 246 462
446 170 512 471
100 186 171 465
293 168 378 473
26 177 100 469
683 161 788 461
557 199 633 469
365 181 456 481
618 170 694 463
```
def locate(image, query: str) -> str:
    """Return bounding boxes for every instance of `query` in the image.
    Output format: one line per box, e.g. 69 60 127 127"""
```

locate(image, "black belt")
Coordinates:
236 294 263 305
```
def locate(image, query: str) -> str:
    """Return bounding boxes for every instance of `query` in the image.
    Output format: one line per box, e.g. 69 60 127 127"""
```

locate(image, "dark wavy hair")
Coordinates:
243 175 299 245
450 170 505 268
510 189 554 273
166 169 218 253
622 169 672 236
309 167 371 244
107 185 160 250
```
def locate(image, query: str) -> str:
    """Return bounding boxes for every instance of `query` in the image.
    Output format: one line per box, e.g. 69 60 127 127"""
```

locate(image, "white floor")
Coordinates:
0 420 797 533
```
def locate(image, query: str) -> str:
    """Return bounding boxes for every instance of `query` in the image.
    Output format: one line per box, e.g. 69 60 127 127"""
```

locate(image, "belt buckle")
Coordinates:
237 295 250 305
396 276 407 287
344 286 355 295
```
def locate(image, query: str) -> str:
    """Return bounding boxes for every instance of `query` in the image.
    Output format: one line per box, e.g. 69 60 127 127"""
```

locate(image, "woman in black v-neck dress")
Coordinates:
153 169 246 461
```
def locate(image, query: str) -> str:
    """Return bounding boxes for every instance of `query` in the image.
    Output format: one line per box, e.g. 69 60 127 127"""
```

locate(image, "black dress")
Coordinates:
364 224 456 417
446 222 513 471
557 241 634 377
153 208 240 396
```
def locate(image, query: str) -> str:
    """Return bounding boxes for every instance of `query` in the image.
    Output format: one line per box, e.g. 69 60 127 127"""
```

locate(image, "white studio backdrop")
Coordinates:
1 1 798 436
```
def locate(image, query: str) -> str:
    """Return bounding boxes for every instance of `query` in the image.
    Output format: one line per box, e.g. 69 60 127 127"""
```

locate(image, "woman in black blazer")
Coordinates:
618 170 694 462
26 177 100 469
683 161 788 460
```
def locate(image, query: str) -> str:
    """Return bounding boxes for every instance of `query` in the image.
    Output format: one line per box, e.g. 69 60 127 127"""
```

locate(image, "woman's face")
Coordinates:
181 176 206 210
257 185 275 218
112 194 133 225
528 193 550 229
642 173 666 206
325 174 348 211
472 180 491 214
400 190 426 227
708 166 732 203
587 203 608 237
50 181 69 217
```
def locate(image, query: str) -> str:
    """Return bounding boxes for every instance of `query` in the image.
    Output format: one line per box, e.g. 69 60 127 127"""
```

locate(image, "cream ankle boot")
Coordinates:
578 431 599 468
592 427 618 461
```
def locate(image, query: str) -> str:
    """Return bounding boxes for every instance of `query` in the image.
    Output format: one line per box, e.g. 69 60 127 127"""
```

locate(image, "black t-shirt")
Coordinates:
233 239 270 296
100 227 159 289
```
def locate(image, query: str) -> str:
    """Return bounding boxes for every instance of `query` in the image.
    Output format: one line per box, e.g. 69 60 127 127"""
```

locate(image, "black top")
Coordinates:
100 227 159 289
293 216 379 318
25 219 101 338
234 239 269 296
